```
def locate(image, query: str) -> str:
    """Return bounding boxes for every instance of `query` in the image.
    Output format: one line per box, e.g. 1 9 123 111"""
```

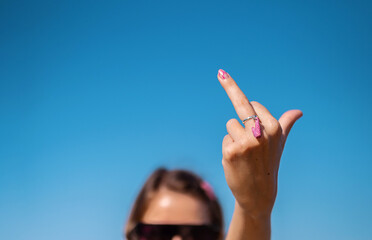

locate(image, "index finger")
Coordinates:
217 69 257 125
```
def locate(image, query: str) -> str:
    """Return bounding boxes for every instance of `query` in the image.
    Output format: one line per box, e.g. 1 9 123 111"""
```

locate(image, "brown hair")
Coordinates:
124 167 225 240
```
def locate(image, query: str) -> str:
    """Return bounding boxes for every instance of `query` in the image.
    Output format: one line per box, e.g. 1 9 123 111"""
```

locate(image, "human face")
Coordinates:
140 187 211 240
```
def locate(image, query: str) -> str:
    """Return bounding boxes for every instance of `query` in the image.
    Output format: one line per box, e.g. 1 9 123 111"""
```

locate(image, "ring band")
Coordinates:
242 115 262 138
242 115 258 124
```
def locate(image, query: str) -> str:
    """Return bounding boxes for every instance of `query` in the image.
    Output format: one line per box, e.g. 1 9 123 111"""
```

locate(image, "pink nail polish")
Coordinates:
218 69 229 80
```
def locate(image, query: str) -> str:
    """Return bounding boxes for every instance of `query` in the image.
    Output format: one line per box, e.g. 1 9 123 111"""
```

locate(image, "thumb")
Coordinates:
278 109 303 147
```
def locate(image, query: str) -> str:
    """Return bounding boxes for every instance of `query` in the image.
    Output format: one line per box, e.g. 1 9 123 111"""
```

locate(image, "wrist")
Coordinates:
234 200 272 222
227 200 272 240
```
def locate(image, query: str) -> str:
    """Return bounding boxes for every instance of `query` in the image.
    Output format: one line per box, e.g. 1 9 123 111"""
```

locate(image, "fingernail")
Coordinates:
218 69 229 80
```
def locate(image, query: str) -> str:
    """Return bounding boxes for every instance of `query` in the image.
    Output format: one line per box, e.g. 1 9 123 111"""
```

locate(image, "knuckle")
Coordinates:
239 96 249 106
223 145 237 159
222 134 229 142
238 137 250 149
267 118 281 136
221 158 228 168
226 118 237 128
250 139 262 149
222 134 232 146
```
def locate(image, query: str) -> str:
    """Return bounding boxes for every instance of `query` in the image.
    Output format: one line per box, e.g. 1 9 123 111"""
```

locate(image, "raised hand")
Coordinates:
217 69 303 218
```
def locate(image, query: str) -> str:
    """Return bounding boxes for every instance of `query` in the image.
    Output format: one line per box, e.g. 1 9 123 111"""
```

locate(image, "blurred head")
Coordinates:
124 167 224 240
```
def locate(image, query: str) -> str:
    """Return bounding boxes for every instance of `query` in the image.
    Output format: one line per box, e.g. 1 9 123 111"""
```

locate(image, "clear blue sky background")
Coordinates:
1 0 371 239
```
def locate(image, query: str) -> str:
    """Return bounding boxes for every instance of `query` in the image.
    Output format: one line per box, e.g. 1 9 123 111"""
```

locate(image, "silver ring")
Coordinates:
242 115 258 124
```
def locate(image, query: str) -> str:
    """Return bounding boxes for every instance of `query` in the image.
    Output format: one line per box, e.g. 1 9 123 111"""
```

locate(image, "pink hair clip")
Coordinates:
200 181 216 201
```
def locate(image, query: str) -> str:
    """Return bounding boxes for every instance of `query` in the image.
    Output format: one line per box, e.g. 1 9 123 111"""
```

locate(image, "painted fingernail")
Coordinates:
218 69 229 80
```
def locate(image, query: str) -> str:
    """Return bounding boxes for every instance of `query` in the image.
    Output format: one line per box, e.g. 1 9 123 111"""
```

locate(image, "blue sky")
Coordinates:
0 0 371 239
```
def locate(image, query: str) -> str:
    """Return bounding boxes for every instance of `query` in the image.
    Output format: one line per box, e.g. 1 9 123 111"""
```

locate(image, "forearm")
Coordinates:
225 201 271 240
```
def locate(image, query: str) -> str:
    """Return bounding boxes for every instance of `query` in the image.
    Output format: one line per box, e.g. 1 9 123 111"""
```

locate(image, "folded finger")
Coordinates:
250 101 280 135
226 118 247 142
222 134 234 146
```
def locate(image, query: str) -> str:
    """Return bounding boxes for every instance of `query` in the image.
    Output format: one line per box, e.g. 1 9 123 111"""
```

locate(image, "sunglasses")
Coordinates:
127 222 220 240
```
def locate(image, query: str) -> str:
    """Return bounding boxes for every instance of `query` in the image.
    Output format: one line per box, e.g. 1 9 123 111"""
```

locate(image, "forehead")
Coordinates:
141 187 210 225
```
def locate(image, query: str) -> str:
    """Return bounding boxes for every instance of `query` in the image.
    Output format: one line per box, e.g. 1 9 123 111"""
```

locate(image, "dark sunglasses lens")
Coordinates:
178 225 219 240
131 224 175 240
130 224 219 240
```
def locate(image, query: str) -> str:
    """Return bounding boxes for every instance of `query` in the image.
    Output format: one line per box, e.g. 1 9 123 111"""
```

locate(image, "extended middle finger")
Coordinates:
217 69 257 127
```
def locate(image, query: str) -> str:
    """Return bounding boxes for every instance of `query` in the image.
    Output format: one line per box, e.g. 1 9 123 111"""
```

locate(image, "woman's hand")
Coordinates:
217 69 303 218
